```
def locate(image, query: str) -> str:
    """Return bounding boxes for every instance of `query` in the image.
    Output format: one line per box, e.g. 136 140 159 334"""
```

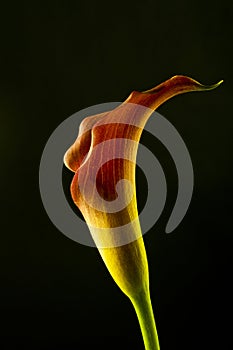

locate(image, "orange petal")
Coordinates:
64 76 222 174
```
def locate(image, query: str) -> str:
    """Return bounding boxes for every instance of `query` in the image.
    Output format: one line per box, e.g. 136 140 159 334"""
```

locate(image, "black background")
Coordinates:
1 1 232 349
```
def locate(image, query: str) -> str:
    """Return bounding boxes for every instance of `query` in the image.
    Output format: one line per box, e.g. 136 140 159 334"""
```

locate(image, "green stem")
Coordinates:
131 288 160 350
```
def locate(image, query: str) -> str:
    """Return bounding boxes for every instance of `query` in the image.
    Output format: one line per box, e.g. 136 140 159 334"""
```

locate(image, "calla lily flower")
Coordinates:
64 76 222 350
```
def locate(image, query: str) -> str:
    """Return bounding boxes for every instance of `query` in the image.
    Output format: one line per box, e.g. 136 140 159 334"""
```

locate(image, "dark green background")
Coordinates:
1 1 232 349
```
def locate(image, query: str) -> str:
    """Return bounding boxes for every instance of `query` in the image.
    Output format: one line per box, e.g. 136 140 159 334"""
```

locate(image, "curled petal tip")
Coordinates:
186 77 223 92
141 75 223 94
202 79 224 90
124 75 223 110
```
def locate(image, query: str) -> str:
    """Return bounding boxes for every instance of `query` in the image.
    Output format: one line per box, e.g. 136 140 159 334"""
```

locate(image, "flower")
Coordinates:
64 76 222 350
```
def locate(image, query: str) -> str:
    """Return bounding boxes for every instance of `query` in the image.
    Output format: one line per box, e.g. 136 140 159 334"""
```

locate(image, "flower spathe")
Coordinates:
64 76 222 350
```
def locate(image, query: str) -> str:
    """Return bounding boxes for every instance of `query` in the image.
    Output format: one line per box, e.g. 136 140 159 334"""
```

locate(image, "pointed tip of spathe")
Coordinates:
201 79 224 91
172 75 224 91
167 75 224 91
